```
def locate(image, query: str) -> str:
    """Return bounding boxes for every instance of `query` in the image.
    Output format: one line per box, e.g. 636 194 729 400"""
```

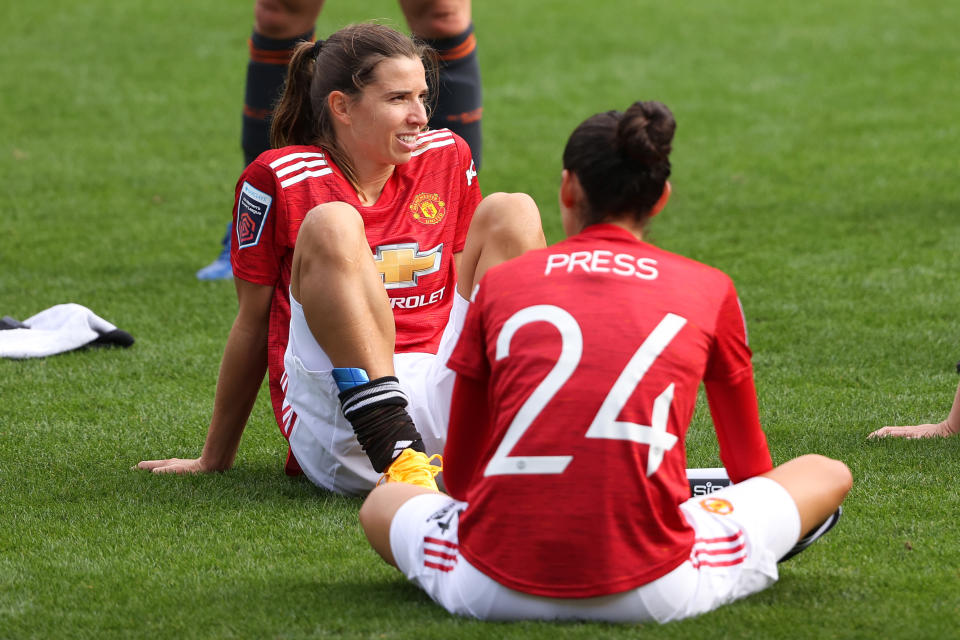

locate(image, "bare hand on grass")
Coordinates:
136 458 209 474
868 421 957 439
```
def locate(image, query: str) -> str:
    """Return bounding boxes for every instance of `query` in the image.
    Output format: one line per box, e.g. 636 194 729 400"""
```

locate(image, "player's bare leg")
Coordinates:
761 454 851 537
360 481 441 567
400 0 470 38
254 0 324 39
291 202 395 378
456 192 546 298
292 201 438 484
759 454 851 560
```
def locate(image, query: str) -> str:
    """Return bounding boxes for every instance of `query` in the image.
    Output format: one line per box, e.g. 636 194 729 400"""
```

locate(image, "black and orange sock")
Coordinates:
423 23 483 169
241 29 314 166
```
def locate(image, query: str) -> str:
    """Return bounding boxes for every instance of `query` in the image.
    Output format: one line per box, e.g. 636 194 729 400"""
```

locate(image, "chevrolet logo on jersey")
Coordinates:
373 242 443 289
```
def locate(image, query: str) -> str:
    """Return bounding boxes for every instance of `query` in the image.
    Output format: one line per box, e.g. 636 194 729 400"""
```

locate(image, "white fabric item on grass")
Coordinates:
0 304 120 359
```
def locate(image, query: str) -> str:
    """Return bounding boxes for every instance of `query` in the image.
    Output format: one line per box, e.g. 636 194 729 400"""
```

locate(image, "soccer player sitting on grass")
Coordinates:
358 101 852 623
138 23 545 493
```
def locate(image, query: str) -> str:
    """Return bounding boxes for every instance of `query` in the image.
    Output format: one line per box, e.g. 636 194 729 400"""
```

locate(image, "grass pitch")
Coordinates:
2 1 959 638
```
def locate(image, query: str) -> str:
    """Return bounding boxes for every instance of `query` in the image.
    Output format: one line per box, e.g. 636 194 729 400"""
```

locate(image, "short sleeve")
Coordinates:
447 279 490 381
703 279 753 384
231 161 281 287
453 136 481 254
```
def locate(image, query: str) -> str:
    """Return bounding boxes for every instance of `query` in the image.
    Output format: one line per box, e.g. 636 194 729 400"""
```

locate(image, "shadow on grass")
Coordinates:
231 576 648 639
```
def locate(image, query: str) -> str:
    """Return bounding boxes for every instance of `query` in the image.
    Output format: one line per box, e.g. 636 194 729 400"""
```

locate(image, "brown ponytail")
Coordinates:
270 41 321 150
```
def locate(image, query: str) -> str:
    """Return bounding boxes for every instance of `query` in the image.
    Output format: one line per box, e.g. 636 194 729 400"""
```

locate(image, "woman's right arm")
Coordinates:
138 278 274 473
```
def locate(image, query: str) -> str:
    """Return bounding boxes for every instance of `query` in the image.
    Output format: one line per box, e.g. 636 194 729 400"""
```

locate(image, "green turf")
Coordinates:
2 0 959 638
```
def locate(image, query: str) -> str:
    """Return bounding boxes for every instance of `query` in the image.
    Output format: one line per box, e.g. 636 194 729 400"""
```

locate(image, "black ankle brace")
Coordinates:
338 377 425 472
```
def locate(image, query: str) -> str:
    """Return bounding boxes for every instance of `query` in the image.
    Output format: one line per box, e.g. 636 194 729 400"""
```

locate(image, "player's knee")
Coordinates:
477 192 544 244
358 484 402 537
254 0 323 38
404 0 471 39
299 202 365 256
801 454 853 499
830 459 853 497
478 191 535 219
357 492 378 533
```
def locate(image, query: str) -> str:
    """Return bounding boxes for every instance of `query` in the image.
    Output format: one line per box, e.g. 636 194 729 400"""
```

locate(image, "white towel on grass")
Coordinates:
0 304 131 359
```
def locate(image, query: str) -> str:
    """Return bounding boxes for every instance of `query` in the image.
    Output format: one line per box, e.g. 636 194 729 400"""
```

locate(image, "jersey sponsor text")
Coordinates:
390 286 445 309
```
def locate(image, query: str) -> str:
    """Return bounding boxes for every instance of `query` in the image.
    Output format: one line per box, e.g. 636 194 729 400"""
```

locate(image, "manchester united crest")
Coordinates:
409 192 446 225
699 497 734 515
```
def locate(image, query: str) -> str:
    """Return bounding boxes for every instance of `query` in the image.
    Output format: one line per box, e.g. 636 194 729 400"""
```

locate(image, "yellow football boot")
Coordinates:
381 448 443 490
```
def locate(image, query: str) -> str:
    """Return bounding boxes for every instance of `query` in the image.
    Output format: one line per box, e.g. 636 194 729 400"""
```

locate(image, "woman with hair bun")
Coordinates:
359 101 852 622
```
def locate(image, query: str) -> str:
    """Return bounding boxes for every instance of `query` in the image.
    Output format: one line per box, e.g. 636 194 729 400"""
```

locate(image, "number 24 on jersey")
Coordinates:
484 305 687 479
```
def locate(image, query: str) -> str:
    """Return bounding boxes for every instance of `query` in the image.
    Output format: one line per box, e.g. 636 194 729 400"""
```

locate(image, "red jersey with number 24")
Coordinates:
445 223 772 598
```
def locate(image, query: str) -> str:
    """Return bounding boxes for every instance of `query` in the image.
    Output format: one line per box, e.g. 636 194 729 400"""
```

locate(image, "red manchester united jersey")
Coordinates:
445 223 770 598
230 129 480 457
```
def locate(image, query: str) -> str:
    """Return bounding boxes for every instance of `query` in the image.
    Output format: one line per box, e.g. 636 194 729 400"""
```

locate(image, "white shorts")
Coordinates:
283 291 468 496
389 477 801 622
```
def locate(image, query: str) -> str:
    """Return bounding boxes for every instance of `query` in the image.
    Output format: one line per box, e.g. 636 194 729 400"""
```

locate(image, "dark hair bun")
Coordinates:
615 101 675 167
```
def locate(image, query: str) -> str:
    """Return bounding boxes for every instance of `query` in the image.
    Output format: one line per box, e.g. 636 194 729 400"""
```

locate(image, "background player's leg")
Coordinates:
455 192 546 299
243 0 324 165
198 0 323 281
401 0 483 167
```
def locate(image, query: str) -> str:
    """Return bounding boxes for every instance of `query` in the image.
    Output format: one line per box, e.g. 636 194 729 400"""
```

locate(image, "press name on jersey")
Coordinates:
390 286 445 309
544 250 659 280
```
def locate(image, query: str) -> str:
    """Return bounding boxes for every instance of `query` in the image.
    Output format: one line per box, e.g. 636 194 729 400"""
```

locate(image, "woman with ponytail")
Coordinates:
139 23 544 495
359 101 851 623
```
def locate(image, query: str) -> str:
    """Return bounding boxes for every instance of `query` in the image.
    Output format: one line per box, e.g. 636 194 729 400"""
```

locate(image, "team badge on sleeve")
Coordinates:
236 181 273 249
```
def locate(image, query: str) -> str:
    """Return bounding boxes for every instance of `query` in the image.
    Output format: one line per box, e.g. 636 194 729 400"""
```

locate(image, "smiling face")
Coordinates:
332 55 429 177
